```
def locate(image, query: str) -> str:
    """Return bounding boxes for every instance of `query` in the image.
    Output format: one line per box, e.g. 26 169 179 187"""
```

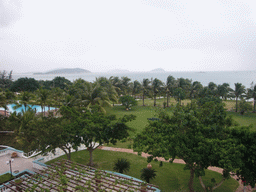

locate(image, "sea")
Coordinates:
12 70 256 89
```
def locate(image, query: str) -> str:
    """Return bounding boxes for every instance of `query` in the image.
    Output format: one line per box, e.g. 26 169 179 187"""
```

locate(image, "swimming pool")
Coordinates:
0 104 56 113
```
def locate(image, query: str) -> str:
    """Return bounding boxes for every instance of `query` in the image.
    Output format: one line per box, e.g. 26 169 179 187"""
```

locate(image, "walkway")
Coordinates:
0 154 34 174
99 146 255 192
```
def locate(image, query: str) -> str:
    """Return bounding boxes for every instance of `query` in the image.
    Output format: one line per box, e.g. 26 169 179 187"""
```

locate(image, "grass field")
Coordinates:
0 173 13 185
46 149 239 192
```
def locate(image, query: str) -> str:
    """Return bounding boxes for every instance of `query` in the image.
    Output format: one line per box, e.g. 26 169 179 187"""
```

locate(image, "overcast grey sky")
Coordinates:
1 0 256 73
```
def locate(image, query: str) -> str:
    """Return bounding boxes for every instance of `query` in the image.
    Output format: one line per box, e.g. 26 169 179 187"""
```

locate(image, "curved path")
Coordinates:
99 146 254 192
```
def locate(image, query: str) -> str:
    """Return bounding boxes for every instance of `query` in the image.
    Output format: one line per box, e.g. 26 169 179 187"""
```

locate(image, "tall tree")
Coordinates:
165 75 176 107
80 82 111 113
36 88 49 116
152 78 163 107
0 70 13 90
131 80 142 99
60 106 136 166
95 77 118 106
10 77 40 92
134 100 240 192
188 81 203 101
142 78 151 106
207 82 217 96
120 76 132 95
233 83 246 112
247 83 256 113
51 76 72 90
109 76 122 97
217 83 232 100
16 91 35 112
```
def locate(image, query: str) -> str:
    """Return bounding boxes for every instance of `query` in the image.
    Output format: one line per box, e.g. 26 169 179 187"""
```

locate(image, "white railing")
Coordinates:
22 150 42 159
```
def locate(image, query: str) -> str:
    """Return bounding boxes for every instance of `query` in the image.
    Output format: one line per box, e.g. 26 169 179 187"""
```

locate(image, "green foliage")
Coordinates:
0 70 13 90
113 158 131 174
140 168 157 183
134 100 242 191
238 99 252 115
0 173 14 185
10 77 39 92
52 76 72 90
230 127 256 188
119 95 137 110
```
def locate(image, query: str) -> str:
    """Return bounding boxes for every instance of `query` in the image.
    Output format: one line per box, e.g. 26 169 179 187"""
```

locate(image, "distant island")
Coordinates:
150 68 166 73
33 68 91 75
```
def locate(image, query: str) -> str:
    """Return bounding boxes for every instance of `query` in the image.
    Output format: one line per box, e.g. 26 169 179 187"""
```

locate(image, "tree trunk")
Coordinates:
88 148 94 166
188 168 195 192
60 147 71 160
212 178 225 190
199 176 206 191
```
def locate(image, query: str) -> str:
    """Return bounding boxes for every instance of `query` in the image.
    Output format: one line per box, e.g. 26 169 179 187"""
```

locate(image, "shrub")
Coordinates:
113 158 131 174
140 168 157 183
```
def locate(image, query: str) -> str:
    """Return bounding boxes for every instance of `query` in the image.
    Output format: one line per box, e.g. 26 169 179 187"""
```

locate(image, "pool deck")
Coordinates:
0 154 34 175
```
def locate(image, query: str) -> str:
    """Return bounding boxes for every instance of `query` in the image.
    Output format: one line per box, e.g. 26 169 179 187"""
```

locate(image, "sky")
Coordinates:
1 0 256 73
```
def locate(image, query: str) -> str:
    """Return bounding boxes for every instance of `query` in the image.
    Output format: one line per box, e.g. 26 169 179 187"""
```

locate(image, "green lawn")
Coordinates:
0 173 14 185
46 149 239 192
136 97 191 107
228 111 256 131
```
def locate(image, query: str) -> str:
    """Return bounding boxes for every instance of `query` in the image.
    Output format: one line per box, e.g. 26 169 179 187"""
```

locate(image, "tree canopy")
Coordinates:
134 99 244 191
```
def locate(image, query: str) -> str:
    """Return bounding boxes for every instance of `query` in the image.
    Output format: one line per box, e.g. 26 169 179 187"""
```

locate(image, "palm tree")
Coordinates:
233 83 246 112
51 87 65 111
109 76 122 97
80 82 111 113
217 83 232 100
120 76 132 95
189 81 203 101
131 80 142 99
16 91 35 112
140 168 157 183
247 83 256 113
4 89 16 116
113 158 131 174
152 78 164 107
166 76 176 107
142 78 151 106
0 91 7 116
36 88 49 116
95 77 118 106
207 82 217 96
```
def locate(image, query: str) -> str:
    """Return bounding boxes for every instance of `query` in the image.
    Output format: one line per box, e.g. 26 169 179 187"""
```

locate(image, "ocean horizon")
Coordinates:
12 70 256 89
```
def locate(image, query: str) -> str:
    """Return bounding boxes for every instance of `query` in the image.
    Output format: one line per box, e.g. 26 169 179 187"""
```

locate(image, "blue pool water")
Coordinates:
1 104 56 113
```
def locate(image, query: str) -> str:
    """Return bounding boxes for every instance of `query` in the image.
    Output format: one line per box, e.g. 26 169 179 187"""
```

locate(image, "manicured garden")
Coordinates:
0 173 13 185
46 149 239 192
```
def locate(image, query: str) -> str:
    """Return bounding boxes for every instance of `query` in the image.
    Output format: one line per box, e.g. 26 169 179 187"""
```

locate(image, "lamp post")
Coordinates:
6 159 14 176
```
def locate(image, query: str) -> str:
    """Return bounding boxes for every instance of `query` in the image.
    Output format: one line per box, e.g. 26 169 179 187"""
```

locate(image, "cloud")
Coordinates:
0 0 21 27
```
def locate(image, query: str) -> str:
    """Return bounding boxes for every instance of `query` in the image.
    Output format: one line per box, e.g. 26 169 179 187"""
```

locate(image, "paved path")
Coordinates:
0 154 34 174
99 146 256 192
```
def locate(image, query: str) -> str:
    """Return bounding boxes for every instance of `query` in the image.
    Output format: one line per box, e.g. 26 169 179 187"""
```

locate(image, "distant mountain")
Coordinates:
150 68 166 72
34 68 91 75
108 69 130 73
